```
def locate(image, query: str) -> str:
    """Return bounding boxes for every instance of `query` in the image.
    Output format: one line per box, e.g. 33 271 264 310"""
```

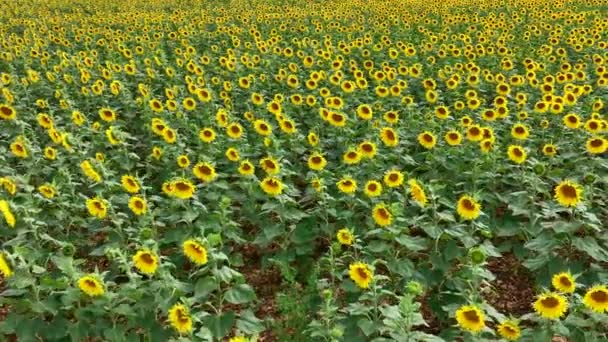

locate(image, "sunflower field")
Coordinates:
0 0 607 340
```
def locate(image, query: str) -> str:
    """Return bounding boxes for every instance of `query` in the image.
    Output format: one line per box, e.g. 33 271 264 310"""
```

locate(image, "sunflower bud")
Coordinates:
469 247 486 265
330 327 343 338
322 289 333 299
406 280 424 296
584 173 596 184
62 243 75 256
140 228 153 239
533 163 545 175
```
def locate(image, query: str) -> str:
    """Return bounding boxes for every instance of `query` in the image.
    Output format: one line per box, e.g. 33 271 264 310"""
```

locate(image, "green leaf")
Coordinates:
395 235 428 251
202 311 235 339
225 284 256 304
235 310 265 334
195 276 218 299
572 237 608 262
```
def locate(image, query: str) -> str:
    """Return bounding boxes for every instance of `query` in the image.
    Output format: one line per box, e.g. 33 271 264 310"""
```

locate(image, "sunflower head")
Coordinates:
348 262 373 289
554 180 583 207
455 305 485 333
533 293 568 320
551 272 576 293
583 285 608 313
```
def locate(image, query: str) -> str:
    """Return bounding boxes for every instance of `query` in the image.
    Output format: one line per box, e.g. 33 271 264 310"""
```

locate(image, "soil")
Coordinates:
485 253 536 316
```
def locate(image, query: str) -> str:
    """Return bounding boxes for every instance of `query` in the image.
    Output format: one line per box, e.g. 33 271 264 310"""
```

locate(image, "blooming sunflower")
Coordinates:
183 239 208 265
229 336 248 342
0 200 15 228
336 228 354 246
372 203 393 226
177 155 190 169
445 130 462 146
457 195 481 220
38 184 56 199
199 127 216 143
383 170 404 188
583 285 608 313
260 157 280 175
133 250 158 275
337 176 357 194
533 293 568 319
551 272 576 293
0 104 16 120
128 196 147 216
121 175 140 193
358 141 377 159
10 137 28 158
455 305 485 333
225 148 240 162
77 275 105 297
563 113 581 129
348 262 373 289
511 123 530 140
586 137 607 154
162 127 177 144
417 131 436 149
86 197 108 219
496 320 521 341
98 107 117 122
260 177 284 196
238 160 255 176
308 153 327 171
168 303 193 334
507 145 527 164
171 179 196 199
380 127 399 147
343 149 362 164
466 125 483 142
554 180 583 207
542 144 557 156
193 162 217 183
253 119 272 136
364 180 383 197
408 179 428 207
0 252 12 278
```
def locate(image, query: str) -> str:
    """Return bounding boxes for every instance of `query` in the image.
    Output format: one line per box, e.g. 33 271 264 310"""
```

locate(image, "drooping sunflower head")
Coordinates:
533 293 568 320
455 305 485 333
554 180 583 207
168 303 193 334
408 179 428 207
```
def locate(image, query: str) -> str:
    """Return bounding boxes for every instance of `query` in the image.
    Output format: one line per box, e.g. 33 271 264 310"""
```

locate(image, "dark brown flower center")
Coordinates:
590 290 608 303
559 185 576 199
463 310 480 323
541 296 559 308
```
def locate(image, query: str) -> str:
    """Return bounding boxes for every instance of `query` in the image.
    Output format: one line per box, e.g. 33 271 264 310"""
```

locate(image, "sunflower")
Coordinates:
238 160 255 176
356 104 373 120
552 272 576 293
418 131 437 149
225 148 240 162
349 262 373 289
260 157 280 175
383 111 399 124
168 303 193 334
457 195 481 220
586 137 607 154
308 153 327 171
364 180 383 197
177 155 190 169
260 177 284 196
86 197 108 219
380 127 399 147
455 305 485 333
343 149 362 164
328 112 346 127
435 106 450 120
563 113 581 129
44 146 57 160
0 178 15 195
337 176 357 194
162 127 177 144
507 145 527 164
98 107 117 122
533 293 568 319
121 175 140 193
199 127 216 143
37 113 54 128
583 285 608 313
193 162 217 183
542 144 557 156
358 141 377 158
133 250 158 275
372 203 393 226
183 97 196 111
171 179 196 199
38 184 56 199
183 239 208 265
584 119 602 134
511 123 530 140
336 228 354 246
0 253 12 278
128 196 147 216
466 125 483 141
10 137 28 158
445 130 462 146
106 127 120 145
554 180 583 207
0 200 16 228
307 132 319 146
77 275 105 297
0 104 16 120
408 179 428 207
253 119 272 136
496 321 521 341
